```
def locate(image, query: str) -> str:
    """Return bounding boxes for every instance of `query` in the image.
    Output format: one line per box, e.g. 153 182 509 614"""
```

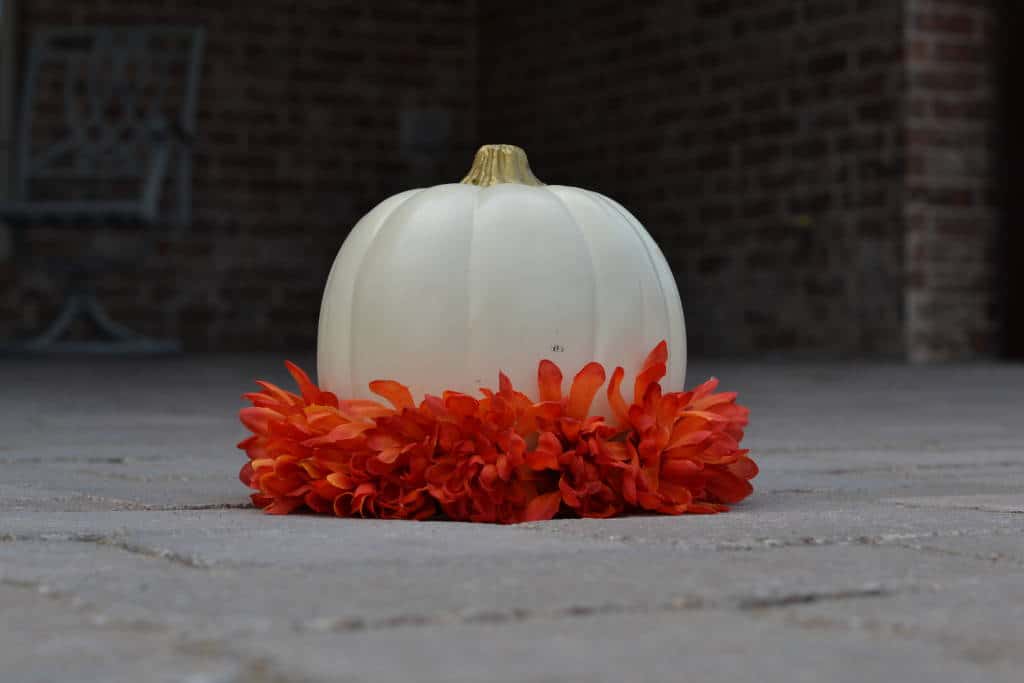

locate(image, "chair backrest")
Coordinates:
14 26 204 223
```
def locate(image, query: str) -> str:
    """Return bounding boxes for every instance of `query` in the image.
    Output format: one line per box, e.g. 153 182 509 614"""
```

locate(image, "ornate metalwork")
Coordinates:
0 26 205 353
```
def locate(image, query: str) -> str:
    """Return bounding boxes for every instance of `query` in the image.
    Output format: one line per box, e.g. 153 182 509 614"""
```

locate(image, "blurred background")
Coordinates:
0 0 1017 361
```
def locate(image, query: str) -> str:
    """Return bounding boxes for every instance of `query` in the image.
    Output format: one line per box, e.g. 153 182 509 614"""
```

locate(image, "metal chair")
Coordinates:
0 26 205 353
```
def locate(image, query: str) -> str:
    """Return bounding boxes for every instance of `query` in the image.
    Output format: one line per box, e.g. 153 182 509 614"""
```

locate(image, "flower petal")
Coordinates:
633 362 667 406
606 366 630 425
565 362 606 420
369 380 416 411
705 471 754 504
239 406 282 434
727 454 759 480
537 359 563 402
523 491 562 522
285 361 321 404
303 421 373 446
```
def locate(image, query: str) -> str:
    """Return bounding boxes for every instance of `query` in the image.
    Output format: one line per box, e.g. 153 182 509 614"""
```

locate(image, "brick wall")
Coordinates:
480 0 907 356
0 0 1007 358
904 0 1003 361
0 0 478 349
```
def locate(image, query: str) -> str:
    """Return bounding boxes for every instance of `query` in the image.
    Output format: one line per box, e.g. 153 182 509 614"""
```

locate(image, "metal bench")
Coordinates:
0 26 205 353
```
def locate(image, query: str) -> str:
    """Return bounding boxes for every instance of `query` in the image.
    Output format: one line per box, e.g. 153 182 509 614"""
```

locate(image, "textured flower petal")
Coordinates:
239 407 282 434
526 432 562 470
365 430 404 450
523 491 562 522
538 360 563 402
690 390 738 411
677 410 729 422
369 380 416 411
634 362 667 406
642 340 669 370
666 428 712 450
254 380 302 406
264 497 304 515
285 361 321 404
727 454 759 480
337 399 394 419
705 471 754 504
303 421 373 446
238 353 755 523
377 447 403 464
498 372 515 396
687 377 721 404
687 501 730 514
566 362 606 420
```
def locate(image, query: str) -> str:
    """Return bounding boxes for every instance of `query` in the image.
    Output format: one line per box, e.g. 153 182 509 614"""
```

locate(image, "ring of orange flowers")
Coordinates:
238 342 757 524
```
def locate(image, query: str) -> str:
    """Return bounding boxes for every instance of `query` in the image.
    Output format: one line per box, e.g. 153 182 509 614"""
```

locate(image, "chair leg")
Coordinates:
22 289 88 348
3 281 181 355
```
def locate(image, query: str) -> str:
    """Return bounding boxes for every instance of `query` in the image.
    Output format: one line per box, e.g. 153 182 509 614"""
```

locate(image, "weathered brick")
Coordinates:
904 0 1002 361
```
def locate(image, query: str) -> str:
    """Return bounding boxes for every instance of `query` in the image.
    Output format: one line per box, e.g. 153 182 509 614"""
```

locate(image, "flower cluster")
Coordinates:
238 343 757 523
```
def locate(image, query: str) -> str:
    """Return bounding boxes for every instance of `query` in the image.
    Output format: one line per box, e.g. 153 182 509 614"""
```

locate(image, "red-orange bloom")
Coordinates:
238 344 757 523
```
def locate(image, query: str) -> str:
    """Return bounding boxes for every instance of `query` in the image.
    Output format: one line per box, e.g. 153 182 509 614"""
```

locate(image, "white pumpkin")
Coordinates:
317 144 685 417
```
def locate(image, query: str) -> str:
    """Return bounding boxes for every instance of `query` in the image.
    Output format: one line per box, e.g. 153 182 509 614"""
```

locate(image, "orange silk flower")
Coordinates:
238 342 757 523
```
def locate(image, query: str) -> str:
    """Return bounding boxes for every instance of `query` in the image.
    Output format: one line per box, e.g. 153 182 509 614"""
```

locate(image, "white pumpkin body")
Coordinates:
317 181 685 418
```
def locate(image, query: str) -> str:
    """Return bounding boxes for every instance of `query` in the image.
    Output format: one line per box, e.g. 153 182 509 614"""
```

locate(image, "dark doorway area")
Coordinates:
1004 0 1024 358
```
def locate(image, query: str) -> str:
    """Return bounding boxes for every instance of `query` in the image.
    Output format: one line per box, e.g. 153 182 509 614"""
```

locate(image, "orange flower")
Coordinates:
237 344 757 523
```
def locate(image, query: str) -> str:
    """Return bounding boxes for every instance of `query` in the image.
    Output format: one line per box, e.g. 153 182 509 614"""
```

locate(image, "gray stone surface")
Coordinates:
1 356 1023 682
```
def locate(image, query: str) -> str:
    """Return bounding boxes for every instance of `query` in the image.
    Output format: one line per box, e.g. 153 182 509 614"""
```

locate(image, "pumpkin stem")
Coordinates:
460 144 544 187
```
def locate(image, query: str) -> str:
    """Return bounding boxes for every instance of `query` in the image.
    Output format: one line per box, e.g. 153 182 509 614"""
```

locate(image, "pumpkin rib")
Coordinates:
545 185 602 377
590 190 687 391
319 188 426 397
318 148 684 429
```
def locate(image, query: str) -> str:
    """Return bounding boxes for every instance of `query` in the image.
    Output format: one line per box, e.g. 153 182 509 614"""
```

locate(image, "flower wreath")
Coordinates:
238 342 757 524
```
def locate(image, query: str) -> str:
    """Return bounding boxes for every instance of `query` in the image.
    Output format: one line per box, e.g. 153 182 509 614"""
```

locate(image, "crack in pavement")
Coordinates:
515 524 1024 557
767 460 1024 475
0 580 307 683
886 500 1024 514
1 498 254 513
7 525 1024 569
295 586 894 635
0 532 212 569
93 537 213 569
779 609 1024 668
890 540 1024 568
1 554 994 675
736 585 892 610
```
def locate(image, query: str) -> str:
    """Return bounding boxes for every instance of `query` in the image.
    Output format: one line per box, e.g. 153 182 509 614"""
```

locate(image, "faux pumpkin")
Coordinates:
317 144 685 417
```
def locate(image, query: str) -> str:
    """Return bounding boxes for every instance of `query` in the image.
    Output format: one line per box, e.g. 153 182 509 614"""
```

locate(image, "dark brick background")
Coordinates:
1 0 479 350
481 0 907 356
0 0 1008 359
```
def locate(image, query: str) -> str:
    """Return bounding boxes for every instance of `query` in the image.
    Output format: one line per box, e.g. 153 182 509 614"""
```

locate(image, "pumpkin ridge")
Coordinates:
588 190 685 388
344 188 429 394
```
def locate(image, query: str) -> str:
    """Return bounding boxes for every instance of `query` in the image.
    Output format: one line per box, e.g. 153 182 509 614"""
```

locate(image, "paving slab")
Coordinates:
226 608 1016 683
0 584 244 683
2 356 1023 682
2 534 1018 632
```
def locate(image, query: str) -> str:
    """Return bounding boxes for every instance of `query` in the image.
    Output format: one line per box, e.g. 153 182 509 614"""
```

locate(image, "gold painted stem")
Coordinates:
460 144 543 187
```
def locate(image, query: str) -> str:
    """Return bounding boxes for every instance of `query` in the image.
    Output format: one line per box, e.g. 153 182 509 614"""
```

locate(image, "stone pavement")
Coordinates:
1 355 1022 683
